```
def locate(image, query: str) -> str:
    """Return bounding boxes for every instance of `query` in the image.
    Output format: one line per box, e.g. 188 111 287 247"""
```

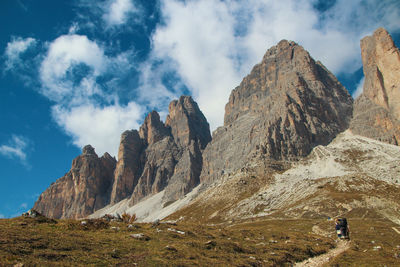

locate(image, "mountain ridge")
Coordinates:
34 27 399 222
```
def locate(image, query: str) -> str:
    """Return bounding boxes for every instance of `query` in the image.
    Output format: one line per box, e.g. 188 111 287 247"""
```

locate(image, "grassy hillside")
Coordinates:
0 215 332 266
1 215 400 266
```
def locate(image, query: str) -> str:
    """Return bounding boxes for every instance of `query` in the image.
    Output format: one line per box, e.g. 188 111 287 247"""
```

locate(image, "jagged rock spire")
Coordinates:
350 27 400 145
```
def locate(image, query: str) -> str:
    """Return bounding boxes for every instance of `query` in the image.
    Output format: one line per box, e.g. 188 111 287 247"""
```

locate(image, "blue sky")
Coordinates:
0 0 399 218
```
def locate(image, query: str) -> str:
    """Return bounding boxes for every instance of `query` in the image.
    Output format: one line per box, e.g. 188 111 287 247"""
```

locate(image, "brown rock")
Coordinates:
201 40 353 183
165 96 211 149
162 96 211 202
33 145 116 219
110 130 144 204
351 28 400 145
131 96 211 204
139 111 169 145
130 136 180 204
34 95 211 219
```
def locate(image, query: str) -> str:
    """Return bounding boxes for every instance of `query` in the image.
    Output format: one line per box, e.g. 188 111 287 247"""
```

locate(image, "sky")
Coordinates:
0 0 399 218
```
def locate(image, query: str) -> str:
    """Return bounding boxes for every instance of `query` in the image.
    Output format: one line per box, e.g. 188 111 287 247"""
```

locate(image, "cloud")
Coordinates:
20 203 28 210
37 33 144 157
52 102 143 157
103 0 136 26
141 0 400 130
16 0 400 158
4 37 36 71
0 214 4 219
39 34 106 103
0 135 30 166
352 76 365 99
77 0 141 29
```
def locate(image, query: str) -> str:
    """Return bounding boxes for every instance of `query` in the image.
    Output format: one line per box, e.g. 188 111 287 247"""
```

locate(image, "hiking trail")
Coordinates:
294 225 350 266
295 240 351 267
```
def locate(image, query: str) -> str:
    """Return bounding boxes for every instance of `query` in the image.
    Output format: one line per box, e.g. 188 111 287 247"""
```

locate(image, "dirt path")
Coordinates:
295 225 351 266
295 240 351 267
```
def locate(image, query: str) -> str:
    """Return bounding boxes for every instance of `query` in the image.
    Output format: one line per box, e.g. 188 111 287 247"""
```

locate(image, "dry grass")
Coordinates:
313 218 400 266
1 215 399 266
0 216 335 266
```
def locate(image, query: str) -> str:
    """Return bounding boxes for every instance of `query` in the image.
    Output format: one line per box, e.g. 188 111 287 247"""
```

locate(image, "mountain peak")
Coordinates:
351 27 400 145
139 110 169 145
166 95 211 149
82 145 96 156
203 38 353 183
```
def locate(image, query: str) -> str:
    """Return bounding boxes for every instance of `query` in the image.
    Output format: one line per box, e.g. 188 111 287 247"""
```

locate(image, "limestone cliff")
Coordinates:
34 96 211 219
110 130 144 204
201 40 353 184
130 96 211 204
33 145 116 219
350 28 400 145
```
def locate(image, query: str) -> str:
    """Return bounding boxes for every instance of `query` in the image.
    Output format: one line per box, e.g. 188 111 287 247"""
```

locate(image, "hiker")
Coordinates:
335 218 350 239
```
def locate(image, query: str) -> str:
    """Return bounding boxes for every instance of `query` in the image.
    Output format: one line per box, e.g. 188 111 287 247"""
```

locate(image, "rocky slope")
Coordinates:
33 145 116 219
34 96 211 219
169 130 400 225
200 40 353 184
350 28 400 145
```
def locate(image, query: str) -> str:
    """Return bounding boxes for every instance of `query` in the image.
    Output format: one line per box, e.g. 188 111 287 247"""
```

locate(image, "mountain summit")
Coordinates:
201 40 353 184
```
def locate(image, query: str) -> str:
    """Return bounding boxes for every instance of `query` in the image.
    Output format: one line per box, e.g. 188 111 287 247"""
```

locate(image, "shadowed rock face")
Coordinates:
110 130 144 204
33 145 116 219
166 96 211 149
350 28 400 145
201 40 353 184
131 96 211 204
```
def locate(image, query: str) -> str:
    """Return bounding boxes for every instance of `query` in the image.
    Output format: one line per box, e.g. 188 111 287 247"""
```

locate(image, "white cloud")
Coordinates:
37 33 144 157
353 76 365 99
39 34 106 103
20 203 28 210
103 0 136 26
0 135 30 165
142 0 400 130
0 214 4 219
4 37 36 71
31 0 400 157
52 102 143 157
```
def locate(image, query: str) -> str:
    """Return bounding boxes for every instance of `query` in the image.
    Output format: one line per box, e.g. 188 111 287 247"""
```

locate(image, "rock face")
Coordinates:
201 40 353 184
350 28 400 145
162 97 211 202
110 130 144 204
34 96 211 219
130 96 211 204
34 145 116 219
139 111 170 145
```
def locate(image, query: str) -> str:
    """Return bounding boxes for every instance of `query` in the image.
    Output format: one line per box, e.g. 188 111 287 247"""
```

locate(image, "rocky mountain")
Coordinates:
34 96 211 219
92 38 356 221
35 27 400 225
350 28 400 145
33 145 116 219
110 130 144 205
169 130 400 225
129 96 211 205
200 40 353 184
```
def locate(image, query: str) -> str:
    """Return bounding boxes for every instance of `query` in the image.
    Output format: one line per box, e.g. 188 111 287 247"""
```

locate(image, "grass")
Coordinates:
0 216 334 266
1 215 400 266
